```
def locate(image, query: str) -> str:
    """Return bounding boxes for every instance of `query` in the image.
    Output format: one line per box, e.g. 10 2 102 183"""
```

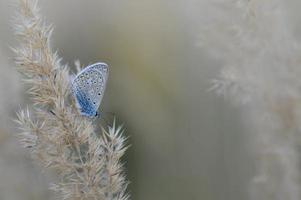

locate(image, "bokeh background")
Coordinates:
1 0 301 200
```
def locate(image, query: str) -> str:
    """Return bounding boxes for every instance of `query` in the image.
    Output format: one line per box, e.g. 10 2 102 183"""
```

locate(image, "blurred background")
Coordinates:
1 0 301 200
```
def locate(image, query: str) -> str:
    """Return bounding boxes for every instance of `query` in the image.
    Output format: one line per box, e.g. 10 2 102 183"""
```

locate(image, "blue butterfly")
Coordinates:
71 62 109 117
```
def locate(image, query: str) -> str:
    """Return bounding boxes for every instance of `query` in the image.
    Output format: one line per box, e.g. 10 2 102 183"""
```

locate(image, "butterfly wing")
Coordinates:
72 63 109 117
72 84 96 116
88 62 109 77
87 62 109 105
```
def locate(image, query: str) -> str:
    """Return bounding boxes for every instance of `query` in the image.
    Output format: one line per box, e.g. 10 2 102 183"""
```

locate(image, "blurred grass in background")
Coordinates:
0 0 270 199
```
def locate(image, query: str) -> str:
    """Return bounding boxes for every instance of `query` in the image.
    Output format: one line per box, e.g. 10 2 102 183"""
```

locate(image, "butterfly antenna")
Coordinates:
102 116 110 127
100 111 117 126
106 111 117 117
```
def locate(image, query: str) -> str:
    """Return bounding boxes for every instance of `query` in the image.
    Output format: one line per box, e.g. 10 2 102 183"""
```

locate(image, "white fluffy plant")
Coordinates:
13 0 129 199
202 0 301 199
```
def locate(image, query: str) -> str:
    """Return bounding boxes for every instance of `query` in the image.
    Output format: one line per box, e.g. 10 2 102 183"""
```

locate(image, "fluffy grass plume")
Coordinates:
203 0 301 199
12 0 129 199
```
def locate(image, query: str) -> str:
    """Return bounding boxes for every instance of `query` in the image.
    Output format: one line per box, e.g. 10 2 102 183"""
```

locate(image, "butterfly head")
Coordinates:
95 111 101 118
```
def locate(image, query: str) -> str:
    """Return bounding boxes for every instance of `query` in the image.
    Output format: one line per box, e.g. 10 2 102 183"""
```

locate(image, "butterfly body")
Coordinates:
71 62 109 117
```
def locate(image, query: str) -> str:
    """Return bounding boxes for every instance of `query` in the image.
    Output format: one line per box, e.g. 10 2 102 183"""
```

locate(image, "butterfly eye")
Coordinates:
98 93 100 95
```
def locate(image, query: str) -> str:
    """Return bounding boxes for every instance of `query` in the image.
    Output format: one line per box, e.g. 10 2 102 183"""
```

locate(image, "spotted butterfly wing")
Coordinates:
89 62 109 77
72 62 109 117
86 62 109 105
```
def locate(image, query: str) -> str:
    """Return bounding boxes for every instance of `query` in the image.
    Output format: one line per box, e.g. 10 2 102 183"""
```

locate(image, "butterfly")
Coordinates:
71 62 109 117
